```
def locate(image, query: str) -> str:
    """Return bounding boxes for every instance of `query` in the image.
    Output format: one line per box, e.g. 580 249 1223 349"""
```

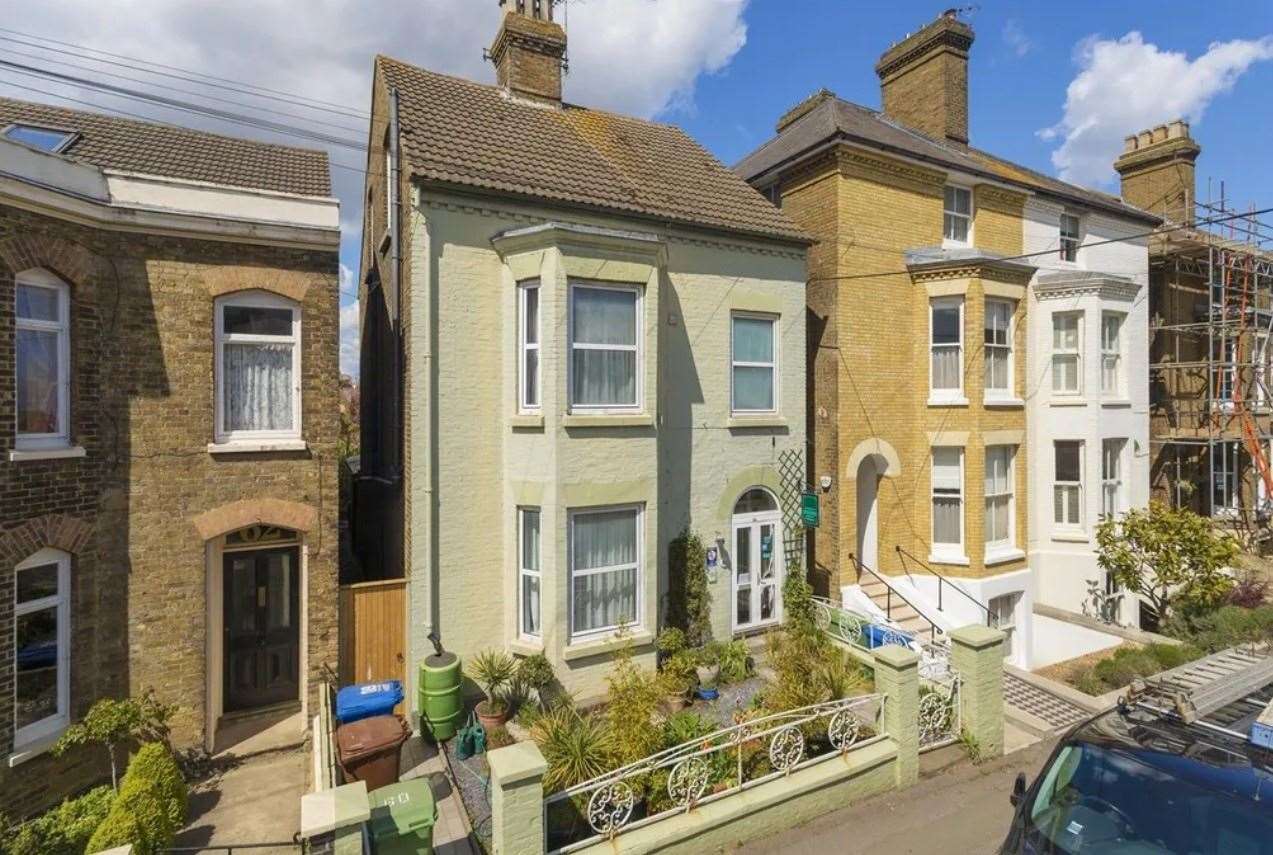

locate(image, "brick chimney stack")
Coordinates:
1113 119 1201 224
490 0 567 105
875 10 975 145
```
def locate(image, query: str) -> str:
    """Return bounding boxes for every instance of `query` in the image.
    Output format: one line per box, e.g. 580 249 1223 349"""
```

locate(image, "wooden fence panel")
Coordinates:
338 579 407 713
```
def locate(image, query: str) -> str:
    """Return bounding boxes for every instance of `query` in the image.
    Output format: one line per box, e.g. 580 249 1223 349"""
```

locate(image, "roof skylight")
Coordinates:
3 124 77 153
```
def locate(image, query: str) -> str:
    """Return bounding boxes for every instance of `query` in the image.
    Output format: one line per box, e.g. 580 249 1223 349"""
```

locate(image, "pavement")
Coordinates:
735 736 1060 855
175 748 306 852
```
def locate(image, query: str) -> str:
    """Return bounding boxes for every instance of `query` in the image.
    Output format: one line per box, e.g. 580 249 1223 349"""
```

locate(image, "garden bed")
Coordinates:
1039 641 1203 696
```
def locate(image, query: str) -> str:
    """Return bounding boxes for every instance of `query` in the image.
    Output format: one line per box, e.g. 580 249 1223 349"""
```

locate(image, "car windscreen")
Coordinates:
1023 741 1273 854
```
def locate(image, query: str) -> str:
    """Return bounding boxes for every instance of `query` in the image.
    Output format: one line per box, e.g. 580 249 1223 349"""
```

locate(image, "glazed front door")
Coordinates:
732 514 783 633
224 547 300 712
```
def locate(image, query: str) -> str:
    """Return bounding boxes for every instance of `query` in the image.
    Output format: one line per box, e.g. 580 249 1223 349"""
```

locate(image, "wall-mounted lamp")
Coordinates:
820 475 833 492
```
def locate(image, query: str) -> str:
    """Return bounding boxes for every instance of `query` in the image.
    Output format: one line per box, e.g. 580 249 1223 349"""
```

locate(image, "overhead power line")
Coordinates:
0 27 369 119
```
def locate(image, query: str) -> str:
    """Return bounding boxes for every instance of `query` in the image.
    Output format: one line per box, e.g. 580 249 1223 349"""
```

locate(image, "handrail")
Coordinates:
848 553 940 644
895 545 991 625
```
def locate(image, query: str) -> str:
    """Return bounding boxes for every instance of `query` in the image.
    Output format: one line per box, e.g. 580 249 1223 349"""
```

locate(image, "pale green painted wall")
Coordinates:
406 190 807 700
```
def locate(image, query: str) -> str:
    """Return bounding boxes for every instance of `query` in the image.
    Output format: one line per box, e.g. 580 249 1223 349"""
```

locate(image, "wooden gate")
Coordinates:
338 579 407 712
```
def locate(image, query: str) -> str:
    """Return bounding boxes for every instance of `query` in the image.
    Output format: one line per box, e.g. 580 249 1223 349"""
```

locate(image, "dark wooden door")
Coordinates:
224 546 300 713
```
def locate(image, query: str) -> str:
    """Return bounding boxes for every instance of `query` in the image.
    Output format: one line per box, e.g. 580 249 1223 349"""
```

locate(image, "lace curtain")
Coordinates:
571 509 638 633
224 343 293 432
572 287 636 406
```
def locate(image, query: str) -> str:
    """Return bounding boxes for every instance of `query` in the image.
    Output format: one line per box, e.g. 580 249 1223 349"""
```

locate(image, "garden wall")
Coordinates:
1032 613 1121 669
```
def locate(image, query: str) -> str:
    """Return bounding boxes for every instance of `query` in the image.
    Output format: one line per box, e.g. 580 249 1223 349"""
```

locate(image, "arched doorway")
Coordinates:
856 456 883 573
731 488 783 633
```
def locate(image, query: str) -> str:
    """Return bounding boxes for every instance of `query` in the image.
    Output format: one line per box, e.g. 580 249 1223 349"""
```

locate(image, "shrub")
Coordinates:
604 640 665 765
6 785 115 855
661 710 716 747
660 650 698 694
1072 643 1204 694
667 530 711 646
717 640 751 685
530 704 614 793
1167 604 1273 652
1227 573 1269 609
54 689 175 790
125 742 187 830
86 742 186 855
516 653 556 693
656 628 688 658
487 725 516 749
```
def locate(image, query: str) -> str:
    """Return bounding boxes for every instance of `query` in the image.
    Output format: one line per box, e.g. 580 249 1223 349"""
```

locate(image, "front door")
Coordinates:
224 546 300 713
732 513 783 633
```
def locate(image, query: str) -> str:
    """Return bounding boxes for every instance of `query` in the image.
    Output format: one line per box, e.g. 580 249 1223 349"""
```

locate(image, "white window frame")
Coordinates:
943 185 973 247
730 311 779 415
14 548 71 748
518 507 541 641
518 281 541 413
1101 312 1125 397
1059 212 1082 263
3 123 77 153
929 297 965 403
1102 438 1125 519
930 447 966 562
984 445 1016 553
566 281 643 413
567 504 644 641
983 299 1014 401
988 593 1019 658
1054 440 1085 530
1051 312 1083 396
15 269 71 451
214 290 303 444
1213 441 1240 517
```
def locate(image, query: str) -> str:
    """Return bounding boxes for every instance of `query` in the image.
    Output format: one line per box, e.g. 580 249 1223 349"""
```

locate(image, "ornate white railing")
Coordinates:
918 673 961 751
813 596 952 683
543 693 886 853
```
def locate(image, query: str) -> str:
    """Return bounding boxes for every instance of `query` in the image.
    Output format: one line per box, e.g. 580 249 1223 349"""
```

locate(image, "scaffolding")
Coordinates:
1150 186 1273 542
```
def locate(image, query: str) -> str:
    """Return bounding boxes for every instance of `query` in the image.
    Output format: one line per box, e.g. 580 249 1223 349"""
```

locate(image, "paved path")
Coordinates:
735 736 1059 855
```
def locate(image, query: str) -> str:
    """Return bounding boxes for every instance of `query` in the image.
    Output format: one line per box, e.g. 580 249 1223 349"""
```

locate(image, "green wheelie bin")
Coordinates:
368 779 437 854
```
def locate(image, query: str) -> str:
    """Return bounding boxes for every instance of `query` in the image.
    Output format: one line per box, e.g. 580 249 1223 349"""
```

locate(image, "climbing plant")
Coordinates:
666 529 711 647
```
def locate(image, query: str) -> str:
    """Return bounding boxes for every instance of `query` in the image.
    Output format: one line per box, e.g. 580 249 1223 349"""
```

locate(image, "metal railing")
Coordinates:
895 545 992 626
918 673 962 751
813 596 953 683
848 553 941 643
543 693 886 853
163 843 301 854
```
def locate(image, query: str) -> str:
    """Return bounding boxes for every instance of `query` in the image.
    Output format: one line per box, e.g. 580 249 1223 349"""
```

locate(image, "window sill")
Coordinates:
509 638 544 656
984 397 1024 409
1051 530 1090 543
927 396 969 408
562 414 654 429
1049 397 1088 407
563 630 654 661
984 547 1026 566
928 553 970 567
509 414 544 431
727 416 788 430
8 727 65 768
9 445 85 462
1101 399 1132 408
207 439 308 454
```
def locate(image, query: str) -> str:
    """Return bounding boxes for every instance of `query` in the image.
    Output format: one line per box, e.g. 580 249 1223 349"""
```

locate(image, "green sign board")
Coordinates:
800 491 820 528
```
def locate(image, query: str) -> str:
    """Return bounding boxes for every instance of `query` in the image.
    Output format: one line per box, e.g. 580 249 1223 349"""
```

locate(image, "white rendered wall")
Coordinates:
1032 613 1122 669
1024 198 1150 624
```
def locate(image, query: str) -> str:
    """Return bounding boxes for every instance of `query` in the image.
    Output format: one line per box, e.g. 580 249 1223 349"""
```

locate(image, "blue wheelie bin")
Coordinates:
336 680 405 723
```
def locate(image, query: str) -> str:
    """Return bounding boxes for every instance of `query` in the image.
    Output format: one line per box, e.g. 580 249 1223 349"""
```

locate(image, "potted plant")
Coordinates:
471 649 517 732
660 649 698 712
515 652 557 710
695 643 721 700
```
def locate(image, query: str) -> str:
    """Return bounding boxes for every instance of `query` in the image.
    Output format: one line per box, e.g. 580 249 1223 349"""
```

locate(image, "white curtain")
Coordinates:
985 447 1012 542
571 509 637 633
572 288 636 406
224 343 293 432
521 510 541 636
932 448 962 546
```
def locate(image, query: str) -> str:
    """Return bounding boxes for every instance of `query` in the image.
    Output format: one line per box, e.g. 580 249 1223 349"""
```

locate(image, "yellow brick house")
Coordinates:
738 12 1158 667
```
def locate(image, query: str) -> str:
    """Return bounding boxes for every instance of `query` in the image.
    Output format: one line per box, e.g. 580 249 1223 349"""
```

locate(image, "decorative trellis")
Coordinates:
778 448 807 567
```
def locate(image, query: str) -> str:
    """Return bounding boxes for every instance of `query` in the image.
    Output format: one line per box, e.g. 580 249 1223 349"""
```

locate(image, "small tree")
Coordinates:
1097 502 1238 622
53 690 174 791
666 529 711 647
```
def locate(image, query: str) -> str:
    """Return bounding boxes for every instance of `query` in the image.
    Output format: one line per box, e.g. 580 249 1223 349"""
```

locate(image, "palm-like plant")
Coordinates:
531 703 615 792
471 649 517 717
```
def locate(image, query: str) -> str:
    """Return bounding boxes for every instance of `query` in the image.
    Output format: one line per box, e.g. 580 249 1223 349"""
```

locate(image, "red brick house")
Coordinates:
0 98 341 817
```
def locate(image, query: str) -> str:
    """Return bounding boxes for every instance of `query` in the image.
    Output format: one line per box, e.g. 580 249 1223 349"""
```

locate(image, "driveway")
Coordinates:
735 737 1059 855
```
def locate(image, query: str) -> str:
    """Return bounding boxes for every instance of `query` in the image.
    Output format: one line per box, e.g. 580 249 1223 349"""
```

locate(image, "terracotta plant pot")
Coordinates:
476 699 509 733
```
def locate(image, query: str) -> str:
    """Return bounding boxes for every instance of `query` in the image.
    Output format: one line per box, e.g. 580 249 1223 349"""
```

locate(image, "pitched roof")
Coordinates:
377 56 810 245
0 96 331 197
735 93 1159 225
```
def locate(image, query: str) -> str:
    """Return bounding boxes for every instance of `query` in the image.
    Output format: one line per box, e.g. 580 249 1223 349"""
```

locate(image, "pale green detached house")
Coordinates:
356 0 811 700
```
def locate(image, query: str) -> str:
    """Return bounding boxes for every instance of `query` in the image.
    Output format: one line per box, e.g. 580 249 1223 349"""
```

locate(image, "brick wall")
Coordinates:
0 204 340 818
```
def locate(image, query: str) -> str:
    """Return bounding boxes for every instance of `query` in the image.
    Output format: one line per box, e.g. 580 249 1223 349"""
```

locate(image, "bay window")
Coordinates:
1101 312 1124 396
1054 441 1084 529
569 505 642 638
943 186 972 245
215 292 301 443
569 283 640 410
15 269 70 449
518 508 541 639
1102 439 1125 519
15 548 70 747
1051 312 1082 395
930 298 964 401
984 299 1013 399
985 445 1015 550
519 281 541 411
931 448 964 559
731 313 777 413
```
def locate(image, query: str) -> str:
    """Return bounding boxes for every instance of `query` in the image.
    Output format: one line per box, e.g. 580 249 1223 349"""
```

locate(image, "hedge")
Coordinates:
87 742 188 855
3 785 114 855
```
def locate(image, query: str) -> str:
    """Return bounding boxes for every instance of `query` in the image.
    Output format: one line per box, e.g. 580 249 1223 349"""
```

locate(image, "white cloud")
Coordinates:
1041 32 1273 186
338 264 359 378
1002 20 1032 58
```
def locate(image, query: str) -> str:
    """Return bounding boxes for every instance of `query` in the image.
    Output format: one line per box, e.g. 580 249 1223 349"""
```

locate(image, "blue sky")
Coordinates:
4 1 1272 378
